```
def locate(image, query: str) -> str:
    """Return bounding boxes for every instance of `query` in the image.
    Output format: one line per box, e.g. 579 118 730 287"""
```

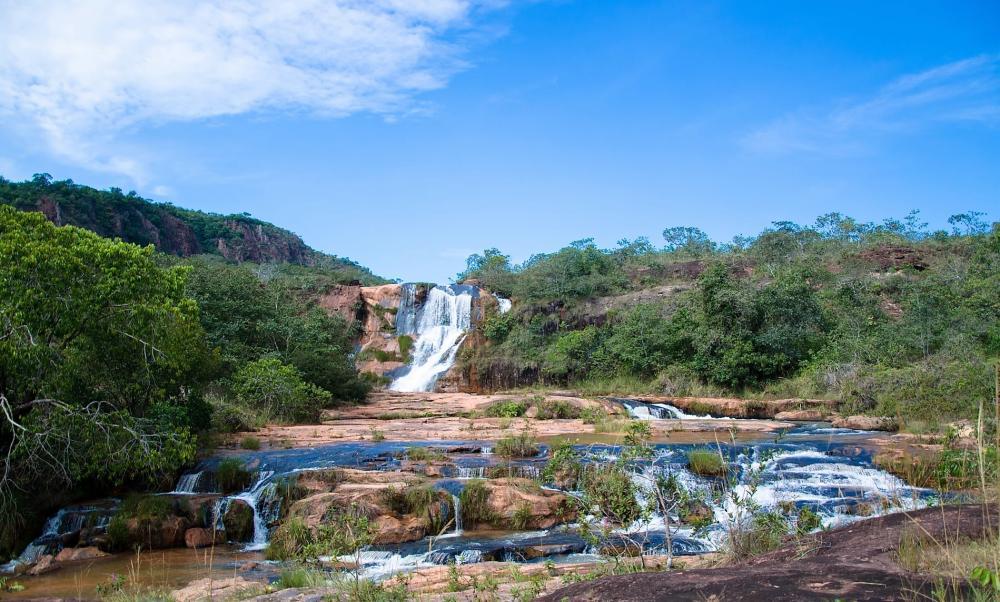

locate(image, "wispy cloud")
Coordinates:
743 54 1000 154
0 0 503 184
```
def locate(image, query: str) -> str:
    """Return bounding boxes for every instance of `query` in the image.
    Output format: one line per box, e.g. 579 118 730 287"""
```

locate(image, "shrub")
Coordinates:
534 400 581 420
495 432 539 458
796 506 822 535
484 399 529 418
726 511 789 560
512 502 533 530
582 465 640 525
207 392 268 433
580 406 609 424
216 458 252 493
240 436 261 450
232 358 331 424
543 440 583 489
687 449 727 477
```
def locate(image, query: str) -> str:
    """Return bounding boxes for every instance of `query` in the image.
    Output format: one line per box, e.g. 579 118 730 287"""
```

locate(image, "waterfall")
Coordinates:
613 398 714 420
390 285 475 392
172 471 202 494
452 494 463 535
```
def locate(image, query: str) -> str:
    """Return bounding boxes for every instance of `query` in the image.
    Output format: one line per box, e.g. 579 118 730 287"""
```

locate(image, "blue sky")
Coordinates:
1 1 997 283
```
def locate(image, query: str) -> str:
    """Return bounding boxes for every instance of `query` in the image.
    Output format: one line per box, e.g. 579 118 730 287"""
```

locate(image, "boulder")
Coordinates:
172 577 264 602
481 479 576 530
223 499 255 542
27 554 57 576
372 515 431 545
184 527 223 549
126 515 191 549
831 415 898 432
54 546 109 563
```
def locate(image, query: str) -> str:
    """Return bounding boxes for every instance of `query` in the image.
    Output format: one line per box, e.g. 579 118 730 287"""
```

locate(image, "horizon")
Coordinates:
1 1 998 282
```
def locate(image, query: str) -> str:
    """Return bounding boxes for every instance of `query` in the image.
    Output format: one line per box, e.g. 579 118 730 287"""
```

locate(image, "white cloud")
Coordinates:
0 0 501 183
743 54 1000 155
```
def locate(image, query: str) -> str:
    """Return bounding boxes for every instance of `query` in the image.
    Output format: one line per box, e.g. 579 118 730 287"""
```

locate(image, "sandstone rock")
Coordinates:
223 499 255 542
831 415 898 432
522 543 586 559
28 554 57 576
184 527 222 549
372 515 430 545
126 515 191 549
172 577 264 602
54 546 109 563
774 409 829 421
480 479 576 530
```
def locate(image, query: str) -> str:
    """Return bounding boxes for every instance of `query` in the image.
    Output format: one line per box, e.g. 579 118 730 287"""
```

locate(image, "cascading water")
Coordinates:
613 398 714 420
172 471 203 494
390 285 475 392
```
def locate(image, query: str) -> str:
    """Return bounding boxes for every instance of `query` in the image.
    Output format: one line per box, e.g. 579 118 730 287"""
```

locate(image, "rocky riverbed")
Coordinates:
2 391 946 601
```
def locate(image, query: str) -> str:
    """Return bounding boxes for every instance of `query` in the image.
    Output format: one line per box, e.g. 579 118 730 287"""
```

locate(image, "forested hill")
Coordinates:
0 173 383 282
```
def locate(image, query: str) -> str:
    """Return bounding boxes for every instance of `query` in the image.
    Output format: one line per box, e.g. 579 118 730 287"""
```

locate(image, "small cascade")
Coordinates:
452 494 463 535
390 285 475 392
172 471 202 494
480 446 493 456
2 503 118 574
496 296 512 314
614 398 713 420
456 466 486 479
234 470 276 550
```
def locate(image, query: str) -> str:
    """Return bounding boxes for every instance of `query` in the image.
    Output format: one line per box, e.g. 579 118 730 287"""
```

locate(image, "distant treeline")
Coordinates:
459 211 999 424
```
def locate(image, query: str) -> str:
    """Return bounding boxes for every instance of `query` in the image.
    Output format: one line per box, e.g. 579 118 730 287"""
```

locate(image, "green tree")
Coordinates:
231 358 332 423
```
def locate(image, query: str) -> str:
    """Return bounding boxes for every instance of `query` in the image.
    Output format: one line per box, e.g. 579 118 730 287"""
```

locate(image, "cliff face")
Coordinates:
320 283 408 379
1 176 374 271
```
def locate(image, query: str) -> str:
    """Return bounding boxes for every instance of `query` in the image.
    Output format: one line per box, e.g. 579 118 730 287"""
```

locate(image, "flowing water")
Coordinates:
612 398 715 420
7 420 935 592
390 284 476 392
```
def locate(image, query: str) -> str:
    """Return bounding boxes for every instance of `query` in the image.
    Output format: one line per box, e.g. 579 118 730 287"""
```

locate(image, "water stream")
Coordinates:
7 424 934 584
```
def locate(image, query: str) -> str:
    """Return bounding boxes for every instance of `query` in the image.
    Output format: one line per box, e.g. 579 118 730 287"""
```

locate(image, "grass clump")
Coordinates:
405 446 447 462
381 484 440 516
459 480 497 528
484 399 529 418
495 432 540 458
687 449 728 477
240 436 261 450
216 458 253 493
542 440 583 489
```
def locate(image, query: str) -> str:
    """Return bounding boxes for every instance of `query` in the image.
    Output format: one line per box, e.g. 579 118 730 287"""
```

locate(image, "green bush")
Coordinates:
232 358 332 424
582 465 640 525
796 506 822 535
216 458 252 493
484 400 529 418
534 400 581 420
543 441 583 489
240 436 261 450
726 511 789 561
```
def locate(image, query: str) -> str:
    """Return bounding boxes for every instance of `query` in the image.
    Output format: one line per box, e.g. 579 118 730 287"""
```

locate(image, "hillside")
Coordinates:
0 173 383 283
454 214 1000 425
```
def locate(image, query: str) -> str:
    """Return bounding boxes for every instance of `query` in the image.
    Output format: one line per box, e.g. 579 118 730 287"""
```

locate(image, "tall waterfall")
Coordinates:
390 284 475 392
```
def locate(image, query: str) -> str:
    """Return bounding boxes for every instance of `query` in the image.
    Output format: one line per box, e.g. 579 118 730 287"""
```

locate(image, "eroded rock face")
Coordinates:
319 283 406 379
478 479 576 530
123 515 190 549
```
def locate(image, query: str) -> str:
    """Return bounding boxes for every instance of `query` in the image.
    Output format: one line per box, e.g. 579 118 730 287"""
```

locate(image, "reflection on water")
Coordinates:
9 546 268 600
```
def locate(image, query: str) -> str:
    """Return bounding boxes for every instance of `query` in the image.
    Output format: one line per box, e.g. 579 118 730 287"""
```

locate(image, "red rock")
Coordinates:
184 527 221 549
54 546 108 563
